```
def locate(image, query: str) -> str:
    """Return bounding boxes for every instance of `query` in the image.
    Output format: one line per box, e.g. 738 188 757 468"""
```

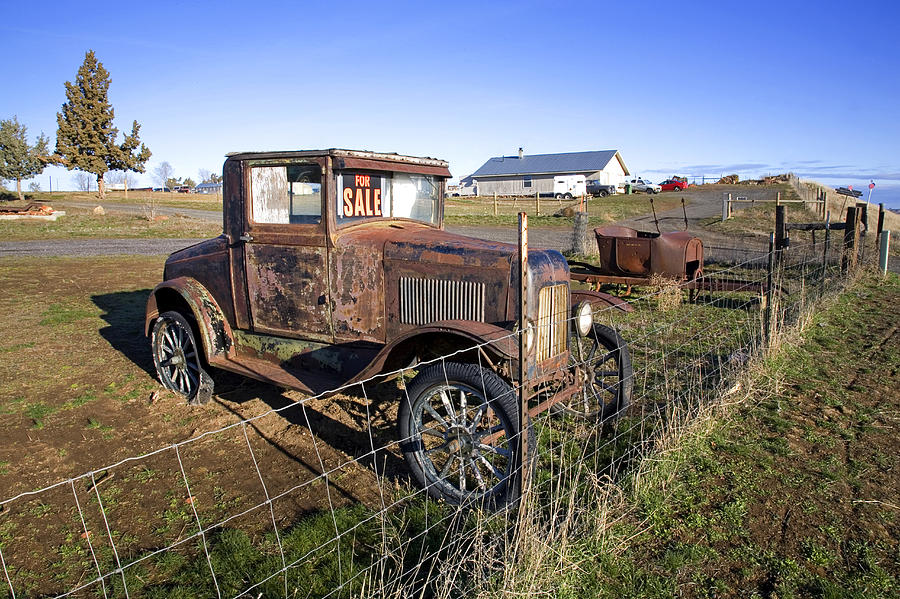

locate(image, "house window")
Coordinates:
523 176 532 188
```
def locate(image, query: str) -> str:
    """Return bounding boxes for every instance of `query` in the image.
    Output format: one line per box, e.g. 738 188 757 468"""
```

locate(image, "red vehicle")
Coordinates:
659 178 690 192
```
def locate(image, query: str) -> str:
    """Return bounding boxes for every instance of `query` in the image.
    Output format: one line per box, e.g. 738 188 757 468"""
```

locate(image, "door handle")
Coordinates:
239 233 254 243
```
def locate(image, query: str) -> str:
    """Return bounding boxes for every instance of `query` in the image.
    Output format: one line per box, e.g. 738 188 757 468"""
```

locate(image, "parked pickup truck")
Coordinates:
625 178 662 194
586 180 616 197
145 149 633 508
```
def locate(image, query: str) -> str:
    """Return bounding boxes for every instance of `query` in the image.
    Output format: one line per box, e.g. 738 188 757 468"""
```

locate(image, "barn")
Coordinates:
464 149 630 196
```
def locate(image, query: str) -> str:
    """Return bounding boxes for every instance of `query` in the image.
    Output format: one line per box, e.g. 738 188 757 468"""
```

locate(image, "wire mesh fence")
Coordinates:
0 235 868 599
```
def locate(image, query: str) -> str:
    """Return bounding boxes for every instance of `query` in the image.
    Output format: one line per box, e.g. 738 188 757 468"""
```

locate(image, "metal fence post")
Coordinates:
765 233 775 347
722 194 729 221
821 211 830 297
880 231 891 276
517 212 530 495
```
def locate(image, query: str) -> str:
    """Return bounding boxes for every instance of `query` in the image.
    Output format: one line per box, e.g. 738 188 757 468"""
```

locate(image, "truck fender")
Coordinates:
145 277 234 361
358 320 518 380
571 289 633 314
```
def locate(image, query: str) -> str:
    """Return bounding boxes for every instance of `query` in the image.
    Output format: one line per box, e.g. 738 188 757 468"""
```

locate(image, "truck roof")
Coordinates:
224 148 449 169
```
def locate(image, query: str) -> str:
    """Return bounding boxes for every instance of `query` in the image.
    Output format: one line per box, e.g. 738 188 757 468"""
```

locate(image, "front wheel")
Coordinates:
151 311 214 405
598 190 609 197
554 324 632 421
673 186 682 192
564 192 573 199
398 362 532 508
555 193 563 199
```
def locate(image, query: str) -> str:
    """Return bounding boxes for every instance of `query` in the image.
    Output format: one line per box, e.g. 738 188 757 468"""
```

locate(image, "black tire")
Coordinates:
555 193 563 199
598 190 609 197
673 186 682 192
151 311 214 405
553 324 632 421
564 192 573 199
398 361 533 508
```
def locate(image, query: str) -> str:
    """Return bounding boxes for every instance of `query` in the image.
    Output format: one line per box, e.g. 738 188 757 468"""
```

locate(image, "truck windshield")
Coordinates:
336 171 440 227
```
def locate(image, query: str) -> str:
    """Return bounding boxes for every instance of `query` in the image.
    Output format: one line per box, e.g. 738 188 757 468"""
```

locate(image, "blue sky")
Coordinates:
3 0 899 207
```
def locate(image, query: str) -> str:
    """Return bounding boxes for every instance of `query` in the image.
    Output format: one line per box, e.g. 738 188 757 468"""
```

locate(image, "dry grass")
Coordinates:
647 274 684 312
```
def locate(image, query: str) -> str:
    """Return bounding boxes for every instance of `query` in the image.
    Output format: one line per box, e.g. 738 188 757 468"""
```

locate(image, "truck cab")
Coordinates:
145 149 631 507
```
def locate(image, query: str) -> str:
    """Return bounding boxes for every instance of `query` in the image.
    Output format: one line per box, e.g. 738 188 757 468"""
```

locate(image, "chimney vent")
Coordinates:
518 147 524 159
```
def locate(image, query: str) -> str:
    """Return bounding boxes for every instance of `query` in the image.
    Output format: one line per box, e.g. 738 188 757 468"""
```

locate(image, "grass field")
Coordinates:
0 187 895 597
586 272 900 598
26 190 224 212
444 192 684 227
0 207 222 240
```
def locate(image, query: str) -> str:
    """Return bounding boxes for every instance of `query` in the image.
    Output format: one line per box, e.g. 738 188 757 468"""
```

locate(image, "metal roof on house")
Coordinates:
194 182 222 189
470 150 625 178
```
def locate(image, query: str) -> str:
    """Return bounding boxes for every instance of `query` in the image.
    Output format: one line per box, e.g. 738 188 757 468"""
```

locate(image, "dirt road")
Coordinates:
0 186 797 258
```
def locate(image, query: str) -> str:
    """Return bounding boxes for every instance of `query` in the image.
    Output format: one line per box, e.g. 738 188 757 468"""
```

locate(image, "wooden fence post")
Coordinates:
858 202 869 262
493 192 498 216
774 205 786 267
842 206 859 274
573 211 589 255
535 190 540 216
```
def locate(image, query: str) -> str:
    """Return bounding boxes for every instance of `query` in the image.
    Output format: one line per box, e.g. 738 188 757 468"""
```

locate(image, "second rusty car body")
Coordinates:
145 149 632 506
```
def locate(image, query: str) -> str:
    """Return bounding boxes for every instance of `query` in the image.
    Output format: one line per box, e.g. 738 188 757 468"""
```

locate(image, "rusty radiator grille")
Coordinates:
536 284 569 361
399 277 486 325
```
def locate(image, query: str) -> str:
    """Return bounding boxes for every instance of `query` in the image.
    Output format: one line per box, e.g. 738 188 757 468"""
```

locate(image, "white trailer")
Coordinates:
552 175 586 199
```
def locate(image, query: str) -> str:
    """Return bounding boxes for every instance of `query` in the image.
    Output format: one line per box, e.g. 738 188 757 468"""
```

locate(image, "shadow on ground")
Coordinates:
92 289 156 377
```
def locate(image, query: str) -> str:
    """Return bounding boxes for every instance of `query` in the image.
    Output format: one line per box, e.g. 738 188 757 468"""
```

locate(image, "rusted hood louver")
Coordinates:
399 277 486 325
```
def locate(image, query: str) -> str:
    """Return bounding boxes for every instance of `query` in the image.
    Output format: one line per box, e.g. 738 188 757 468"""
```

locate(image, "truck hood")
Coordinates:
382 226 517 270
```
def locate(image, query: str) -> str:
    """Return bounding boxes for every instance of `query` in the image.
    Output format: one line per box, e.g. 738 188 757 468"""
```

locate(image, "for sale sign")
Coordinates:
341 173 383 218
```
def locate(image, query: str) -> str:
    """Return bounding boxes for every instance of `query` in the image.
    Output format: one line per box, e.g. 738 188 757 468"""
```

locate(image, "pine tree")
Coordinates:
0 116 50 201
55 50 151 200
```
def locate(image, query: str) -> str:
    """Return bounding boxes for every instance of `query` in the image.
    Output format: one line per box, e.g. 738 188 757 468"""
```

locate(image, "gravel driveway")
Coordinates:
0 186 835 260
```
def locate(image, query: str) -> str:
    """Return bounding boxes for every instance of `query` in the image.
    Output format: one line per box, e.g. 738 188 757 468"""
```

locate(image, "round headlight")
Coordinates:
574 301 593 337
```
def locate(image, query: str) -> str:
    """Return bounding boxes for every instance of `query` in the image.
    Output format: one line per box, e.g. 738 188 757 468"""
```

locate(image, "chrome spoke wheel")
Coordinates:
556 324 633 420
151 311 213 404
399 362 527 507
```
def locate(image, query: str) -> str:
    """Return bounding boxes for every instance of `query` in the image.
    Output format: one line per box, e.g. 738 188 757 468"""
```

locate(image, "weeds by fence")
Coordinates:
0 233 868 598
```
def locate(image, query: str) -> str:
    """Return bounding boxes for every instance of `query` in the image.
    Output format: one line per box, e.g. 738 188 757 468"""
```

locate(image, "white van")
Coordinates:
552 174 586 199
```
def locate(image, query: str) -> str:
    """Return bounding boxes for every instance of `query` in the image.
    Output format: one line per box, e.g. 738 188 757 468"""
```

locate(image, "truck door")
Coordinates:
241 161 333 342
328 170 386 344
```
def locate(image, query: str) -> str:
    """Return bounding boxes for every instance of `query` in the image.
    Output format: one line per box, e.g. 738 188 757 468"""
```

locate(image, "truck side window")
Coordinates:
250 165 322 225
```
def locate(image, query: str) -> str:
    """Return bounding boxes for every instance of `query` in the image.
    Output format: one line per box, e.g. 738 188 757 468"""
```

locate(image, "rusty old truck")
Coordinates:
145 149 632 507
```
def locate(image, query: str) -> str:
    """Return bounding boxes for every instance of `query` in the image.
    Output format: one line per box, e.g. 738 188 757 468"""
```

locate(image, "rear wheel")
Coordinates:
673 186 682 192
598 190 609 197
398 362 533 508
555 193 563 199
151 311 214 405
564 192 573 199
554 324 632 421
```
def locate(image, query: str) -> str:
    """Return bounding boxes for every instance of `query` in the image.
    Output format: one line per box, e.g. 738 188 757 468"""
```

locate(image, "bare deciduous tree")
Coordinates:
73 172 92 191
154 161 174 189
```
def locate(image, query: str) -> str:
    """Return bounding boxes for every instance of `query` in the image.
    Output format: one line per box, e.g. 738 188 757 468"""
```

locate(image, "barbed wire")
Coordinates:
0 237 867 599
